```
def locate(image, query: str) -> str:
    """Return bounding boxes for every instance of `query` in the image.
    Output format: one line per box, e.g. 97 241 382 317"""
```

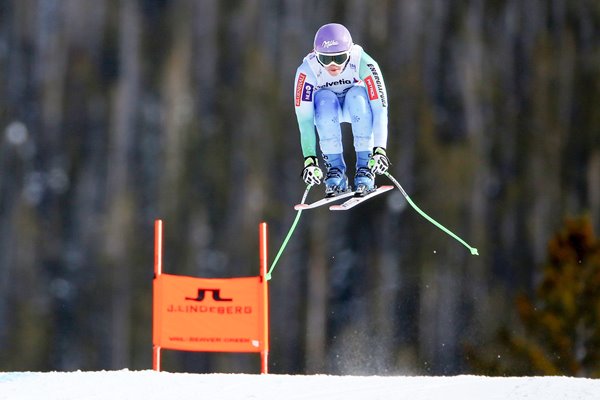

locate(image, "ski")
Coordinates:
329 185 394 210
294 190 355 210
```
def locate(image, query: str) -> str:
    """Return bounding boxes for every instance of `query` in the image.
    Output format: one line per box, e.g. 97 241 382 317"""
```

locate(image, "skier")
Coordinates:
295 23 390 196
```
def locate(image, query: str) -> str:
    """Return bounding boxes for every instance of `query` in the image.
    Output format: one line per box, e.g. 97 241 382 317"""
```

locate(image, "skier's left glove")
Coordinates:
301 156 323 185
368 147 390 175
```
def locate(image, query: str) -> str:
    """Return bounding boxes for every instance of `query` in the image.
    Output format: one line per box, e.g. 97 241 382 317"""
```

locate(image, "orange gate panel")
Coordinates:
152 220 269 373
153 274 267 353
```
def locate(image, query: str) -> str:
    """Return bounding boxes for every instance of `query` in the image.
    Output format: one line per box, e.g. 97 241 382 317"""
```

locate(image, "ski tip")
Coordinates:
294 204 309 210
329 205 344 211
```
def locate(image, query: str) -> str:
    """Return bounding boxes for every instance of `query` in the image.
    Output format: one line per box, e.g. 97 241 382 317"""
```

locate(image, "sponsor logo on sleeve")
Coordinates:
364 76 378 101
295 73 307 106
366 64 387 107
302 82 313 102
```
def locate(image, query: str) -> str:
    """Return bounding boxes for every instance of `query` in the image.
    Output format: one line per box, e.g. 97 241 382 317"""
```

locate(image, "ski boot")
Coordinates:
323 153 349 197
354 151 375 196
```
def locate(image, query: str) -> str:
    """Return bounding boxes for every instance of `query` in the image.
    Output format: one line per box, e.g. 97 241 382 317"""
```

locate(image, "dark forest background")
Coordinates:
1 0 599 376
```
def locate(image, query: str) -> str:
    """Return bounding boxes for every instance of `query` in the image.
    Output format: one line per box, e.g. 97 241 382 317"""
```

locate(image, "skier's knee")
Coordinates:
315 90 340 130
345 86 372 123
346 86 370 108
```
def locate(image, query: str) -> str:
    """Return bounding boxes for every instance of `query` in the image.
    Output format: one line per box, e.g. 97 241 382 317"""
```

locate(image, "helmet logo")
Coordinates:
321 40 339 49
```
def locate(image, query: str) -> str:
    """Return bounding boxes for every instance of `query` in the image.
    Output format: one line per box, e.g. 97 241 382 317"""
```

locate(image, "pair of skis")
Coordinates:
294 185 393 211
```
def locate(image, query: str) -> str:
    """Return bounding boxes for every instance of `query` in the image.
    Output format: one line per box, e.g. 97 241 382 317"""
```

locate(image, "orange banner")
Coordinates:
153 273 268 353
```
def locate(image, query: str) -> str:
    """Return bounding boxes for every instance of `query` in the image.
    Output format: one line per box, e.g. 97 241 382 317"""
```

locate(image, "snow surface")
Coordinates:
1 370 599 400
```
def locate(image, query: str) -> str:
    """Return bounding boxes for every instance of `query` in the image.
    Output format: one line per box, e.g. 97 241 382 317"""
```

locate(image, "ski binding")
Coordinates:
329 185 393 210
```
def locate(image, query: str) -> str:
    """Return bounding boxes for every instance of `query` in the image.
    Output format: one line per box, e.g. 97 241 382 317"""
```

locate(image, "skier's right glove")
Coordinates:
301 156 323 185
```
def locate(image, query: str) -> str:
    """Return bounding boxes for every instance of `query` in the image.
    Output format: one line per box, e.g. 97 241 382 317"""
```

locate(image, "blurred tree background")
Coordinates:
1 0 599 376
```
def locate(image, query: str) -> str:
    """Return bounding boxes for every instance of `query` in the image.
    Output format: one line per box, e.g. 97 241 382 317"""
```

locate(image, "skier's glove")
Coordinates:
368 147 390 175
301 156 323 185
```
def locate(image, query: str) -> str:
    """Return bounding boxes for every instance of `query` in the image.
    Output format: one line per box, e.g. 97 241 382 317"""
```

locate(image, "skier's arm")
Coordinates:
359 52 388 149
294 64 318 158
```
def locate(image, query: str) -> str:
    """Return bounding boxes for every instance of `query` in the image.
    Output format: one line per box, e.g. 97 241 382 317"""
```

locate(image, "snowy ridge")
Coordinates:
1 370 599 400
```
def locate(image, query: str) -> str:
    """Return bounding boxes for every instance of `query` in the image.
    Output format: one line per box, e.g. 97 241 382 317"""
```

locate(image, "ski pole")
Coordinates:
385 172 479 256
266 184 312 280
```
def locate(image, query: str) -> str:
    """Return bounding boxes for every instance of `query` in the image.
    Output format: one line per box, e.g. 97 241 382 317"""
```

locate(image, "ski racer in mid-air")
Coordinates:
294 23 390 197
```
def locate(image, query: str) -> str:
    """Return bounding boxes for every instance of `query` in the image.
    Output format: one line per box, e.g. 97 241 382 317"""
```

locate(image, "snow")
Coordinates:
1 370 599 400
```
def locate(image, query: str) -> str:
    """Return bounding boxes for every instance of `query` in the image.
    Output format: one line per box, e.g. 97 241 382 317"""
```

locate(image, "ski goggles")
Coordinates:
316 51 349 66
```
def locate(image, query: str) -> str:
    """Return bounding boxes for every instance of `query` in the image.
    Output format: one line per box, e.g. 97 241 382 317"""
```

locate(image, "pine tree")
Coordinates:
467 215 600 377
